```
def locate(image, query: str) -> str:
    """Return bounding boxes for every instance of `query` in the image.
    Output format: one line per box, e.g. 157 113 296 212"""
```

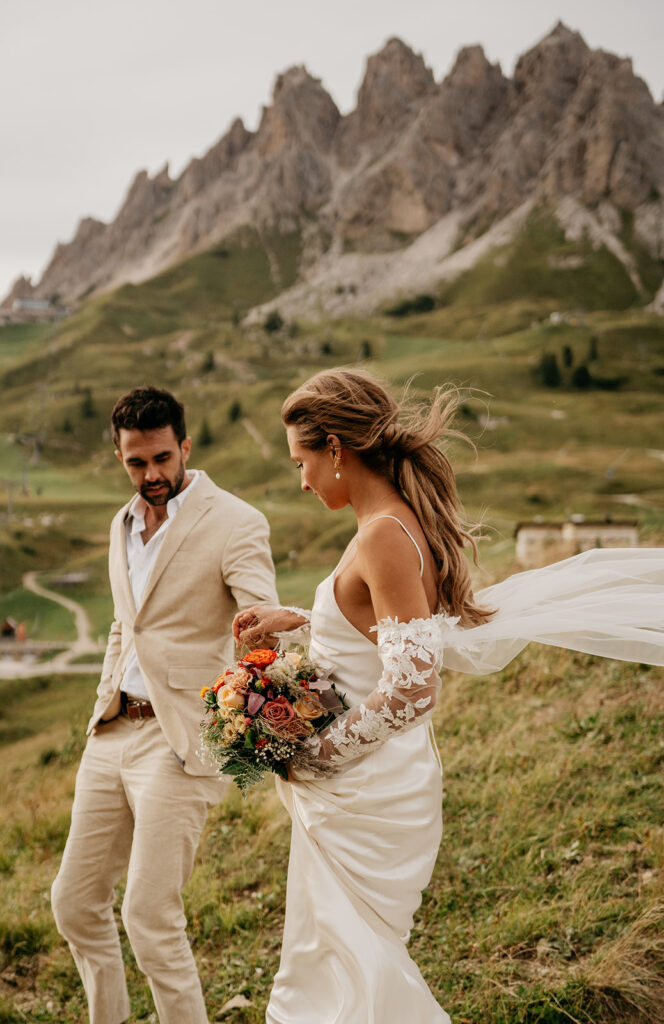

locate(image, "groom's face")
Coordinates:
115 425 191 506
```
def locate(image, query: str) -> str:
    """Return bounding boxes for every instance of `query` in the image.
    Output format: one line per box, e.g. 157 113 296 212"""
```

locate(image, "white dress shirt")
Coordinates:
121 471 199 699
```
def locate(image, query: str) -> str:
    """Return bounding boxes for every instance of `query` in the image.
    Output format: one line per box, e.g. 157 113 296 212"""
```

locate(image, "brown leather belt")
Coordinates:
121 693 156 720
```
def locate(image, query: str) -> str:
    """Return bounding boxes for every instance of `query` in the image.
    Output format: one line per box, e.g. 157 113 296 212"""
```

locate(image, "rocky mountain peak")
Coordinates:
71 216 106 243
255 65 340 156
152 163 172 188
2 274 36 307
178 117 252 201
4 27 662 315
513 21 589 99
108 167 173 240
272 65 318 99
225 116 251 148
540 42 664 210
406 43 508 181
355 37 436 134
446 45 495 86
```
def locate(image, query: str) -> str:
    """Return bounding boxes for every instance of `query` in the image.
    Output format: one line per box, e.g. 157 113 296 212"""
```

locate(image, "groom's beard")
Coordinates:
140 460 186 506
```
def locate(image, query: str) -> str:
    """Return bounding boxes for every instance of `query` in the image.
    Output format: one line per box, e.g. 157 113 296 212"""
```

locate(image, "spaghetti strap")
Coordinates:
365 515 425 578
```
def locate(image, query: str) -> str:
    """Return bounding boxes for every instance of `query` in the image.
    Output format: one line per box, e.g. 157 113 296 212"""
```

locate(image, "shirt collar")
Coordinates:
126 469 200 535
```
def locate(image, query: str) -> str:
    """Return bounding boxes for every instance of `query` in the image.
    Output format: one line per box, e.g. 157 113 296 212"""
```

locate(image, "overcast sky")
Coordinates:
2 0 663 301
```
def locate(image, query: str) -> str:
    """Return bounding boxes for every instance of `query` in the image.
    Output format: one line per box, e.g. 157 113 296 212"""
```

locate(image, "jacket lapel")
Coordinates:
137 473 214 610
112 501 137 618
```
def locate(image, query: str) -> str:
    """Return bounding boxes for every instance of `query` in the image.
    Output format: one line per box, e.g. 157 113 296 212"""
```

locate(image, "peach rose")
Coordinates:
227 668 251 690
218 686 246 710
293 695 325 721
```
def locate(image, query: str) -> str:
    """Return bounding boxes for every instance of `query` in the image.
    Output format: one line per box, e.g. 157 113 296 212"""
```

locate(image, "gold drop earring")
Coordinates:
334 451 341 479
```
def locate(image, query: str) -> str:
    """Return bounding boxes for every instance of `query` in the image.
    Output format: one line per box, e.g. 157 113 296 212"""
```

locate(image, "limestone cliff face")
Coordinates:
334 36 436 169
333 45 510 243
246 66 340 226
5 23 663 311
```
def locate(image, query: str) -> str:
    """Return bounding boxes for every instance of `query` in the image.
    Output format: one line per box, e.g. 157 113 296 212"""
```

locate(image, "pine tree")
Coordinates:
264 311 284 333
197 417 213 446
571 364 592 389
228 401 242 423
80 388 96 418
538 353 561 388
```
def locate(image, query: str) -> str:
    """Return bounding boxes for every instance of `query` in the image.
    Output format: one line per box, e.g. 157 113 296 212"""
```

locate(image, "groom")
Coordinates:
51 385 279 1024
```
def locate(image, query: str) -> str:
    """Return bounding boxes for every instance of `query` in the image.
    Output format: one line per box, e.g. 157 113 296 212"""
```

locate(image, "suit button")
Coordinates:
134 626 142 635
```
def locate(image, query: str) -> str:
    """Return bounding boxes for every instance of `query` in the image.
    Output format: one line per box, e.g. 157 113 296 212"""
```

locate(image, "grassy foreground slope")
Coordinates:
0 648 662 1023
0 214 663 1021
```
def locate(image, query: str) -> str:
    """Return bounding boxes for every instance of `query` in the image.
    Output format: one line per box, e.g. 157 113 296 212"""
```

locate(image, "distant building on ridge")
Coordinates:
515 517 639 568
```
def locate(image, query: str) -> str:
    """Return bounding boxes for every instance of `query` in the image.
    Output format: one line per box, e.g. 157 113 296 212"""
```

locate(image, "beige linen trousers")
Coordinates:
52 472 279 1024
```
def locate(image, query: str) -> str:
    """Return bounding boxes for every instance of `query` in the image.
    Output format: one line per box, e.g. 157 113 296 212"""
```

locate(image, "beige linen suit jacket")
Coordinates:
87 470 279 775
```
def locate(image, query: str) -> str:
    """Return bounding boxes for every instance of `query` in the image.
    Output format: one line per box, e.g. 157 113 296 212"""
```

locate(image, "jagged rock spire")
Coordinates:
4 24 662 310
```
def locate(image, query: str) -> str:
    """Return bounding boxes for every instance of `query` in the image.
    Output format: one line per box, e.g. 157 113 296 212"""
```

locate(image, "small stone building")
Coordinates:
515 518 639 568
1 617 18 639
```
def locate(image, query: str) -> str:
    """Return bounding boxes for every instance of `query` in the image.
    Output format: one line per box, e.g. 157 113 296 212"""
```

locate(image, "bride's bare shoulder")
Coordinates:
356 514 423 571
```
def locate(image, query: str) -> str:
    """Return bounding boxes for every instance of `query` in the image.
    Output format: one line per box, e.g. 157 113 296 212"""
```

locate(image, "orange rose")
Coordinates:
200 686 211 699
242 649 278 668
212 670 234 693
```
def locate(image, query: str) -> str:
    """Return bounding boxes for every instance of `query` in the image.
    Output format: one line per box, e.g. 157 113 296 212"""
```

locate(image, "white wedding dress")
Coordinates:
267 523 450 1023
266 537 664 1024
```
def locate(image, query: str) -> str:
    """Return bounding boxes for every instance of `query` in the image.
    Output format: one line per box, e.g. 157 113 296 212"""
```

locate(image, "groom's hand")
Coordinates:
232 606 281 648
232 606 307 649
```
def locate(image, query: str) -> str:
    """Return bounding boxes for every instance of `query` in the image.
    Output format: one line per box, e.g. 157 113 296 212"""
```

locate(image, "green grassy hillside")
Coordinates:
0 649 662 1023
2 260 664 596
438 210 651 311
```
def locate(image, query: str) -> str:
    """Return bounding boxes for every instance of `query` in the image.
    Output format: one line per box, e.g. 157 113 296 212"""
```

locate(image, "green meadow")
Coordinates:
1 653 662 1022
1 212 663 1021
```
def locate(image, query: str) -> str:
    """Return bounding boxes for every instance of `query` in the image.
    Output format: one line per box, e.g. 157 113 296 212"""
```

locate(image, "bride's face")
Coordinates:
287 426 346 510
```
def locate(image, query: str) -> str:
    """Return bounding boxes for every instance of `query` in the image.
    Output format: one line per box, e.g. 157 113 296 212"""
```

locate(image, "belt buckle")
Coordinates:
126 697 149 719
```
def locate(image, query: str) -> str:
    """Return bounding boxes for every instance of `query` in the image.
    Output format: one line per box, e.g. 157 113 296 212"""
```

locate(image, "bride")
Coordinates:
233 368 664 1024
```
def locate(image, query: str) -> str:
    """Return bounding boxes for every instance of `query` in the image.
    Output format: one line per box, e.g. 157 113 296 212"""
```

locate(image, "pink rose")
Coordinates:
261 696 295 726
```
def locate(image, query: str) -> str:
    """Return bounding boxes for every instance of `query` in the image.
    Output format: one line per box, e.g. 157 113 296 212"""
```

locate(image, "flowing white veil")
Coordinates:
439 548 664 674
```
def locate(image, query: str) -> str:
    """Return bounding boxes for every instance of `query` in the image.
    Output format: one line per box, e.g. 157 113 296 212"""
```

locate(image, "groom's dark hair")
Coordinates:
111 385 187 447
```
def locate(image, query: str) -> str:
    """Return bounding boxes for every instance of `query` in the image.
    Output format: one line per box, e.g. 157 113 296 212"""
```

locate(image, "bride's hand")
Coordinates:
232 606 307 648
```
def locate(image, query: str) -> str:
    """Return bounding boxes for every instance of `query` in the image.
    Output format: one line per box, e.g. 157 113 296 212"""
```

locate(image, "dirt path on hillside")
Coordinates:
241 417 272 459
0 574 104 678
23 571 97 653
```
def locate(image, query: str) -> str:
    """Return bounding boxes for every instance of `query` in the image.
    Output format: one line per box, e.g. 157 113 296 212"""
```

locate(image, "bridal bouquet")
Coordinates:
199 647 347 793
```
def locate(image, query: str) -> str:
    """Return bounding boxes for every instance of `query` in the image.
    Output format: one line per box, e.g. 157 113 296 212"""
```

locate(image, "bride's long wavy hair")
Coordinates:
281 368 493 627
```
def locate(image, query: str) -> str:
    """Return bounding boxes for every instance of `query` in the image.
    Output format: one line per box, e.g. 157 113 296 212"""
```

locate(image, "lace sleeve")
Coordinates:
290 613 458 779
274 606 312 646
